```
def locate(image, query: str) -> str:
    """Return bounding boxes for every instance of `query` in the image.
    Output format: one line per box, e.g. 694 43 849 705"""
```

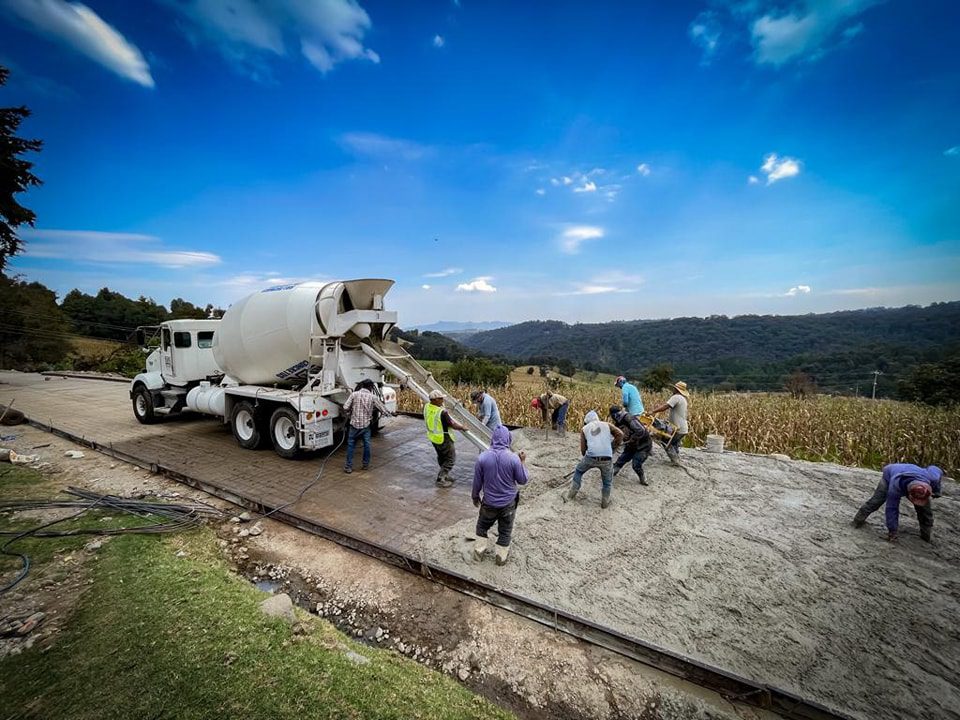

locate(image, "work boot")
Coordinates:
344 466 353 474
637 470 648 486
920 526 932 543
473 536 488 561
666 447 680 466
566 485 578 500
601 492 612 509
495 544 510 566
852 511 868 528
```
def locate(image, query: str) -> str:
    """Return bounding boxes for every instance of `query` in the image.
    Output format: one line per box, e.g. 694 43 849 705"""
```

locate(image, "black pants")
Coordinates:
433 437 455 480
614 446 650 483
856 477 933 530
476 495 519 547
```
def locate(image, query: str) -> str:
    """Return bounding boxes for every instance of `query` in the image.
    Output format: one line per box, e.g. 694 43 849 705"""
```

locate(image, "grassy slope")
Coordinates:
0 467 513 720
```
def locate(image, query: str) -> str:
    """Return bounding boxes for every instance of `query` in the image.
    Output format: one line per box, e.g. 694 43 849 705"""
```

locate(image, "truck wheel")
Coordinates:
370 408 382 436
269 407 300 459
231 401 264 449
132 386 157 424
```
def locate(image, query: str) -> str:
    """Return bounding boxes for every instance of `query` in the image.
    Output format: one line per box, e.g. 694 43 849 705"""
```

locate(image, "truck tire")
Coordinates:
132 386 157 424
269 406 300 459
231 401 265 449
370 407 382 436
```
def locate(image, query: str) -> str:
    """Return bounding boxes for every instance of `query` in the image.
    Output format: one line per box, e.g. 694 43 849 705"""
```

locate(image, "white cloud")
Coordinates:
785 285 812 296
946 146 960 157
573 180 597 193
21 229 220 267
423 267 462 278
161 0 379 76
218 272 304 289
535 188 546 196
636 163 651 176
456 276 496 293
561 176 573 185
433 34 444 48
549 178 560 187
5 0 154 87
559 225 604 254
421 284 431 290
760 153 801 184
339 132 431 161
688 10 722 63
751 0 880 66
748 175 760 185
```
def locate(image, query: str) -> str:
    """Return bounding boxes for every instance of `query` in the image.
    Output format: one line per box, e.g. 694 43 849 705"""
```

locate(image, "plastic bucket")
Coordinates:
705 434 725 453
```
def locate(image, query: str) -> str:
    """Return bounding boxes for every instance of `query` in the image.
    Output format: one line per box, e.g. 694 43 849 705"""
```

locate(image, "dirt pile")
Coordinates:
419 429 960 720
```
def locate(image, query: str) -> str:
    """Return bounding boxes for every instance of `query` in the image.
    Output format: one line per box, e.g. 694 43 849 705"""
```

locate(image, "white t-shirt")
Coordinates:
667 394 688 434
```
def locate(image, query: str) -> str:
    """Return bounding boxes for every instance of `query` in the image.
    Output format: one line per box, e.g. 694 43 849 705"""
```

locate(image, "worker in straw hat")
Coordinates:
648 381 690 465
424 389 467 487
853 463 946 542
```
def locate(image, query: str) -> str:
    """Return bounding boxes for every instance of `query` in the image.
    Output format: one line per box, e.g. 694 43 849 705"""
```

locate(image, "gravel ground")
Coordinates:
418 429 960 720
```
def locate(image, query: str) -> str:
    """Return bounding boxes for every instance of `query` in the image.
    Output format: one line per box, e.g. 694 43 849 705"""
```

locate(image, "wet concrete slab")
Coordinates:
0 372 479 551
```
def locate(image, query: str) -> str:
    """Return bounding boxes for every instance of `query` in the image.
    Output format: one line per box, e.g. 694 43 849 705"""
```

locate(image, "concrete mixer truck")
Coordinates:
129 279 491 458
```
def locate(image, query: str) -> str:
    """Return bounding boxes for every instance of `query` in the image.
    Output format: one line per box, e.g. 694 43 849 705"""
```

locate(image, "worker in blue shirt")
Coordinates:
853 464 946 542
614 376 644 417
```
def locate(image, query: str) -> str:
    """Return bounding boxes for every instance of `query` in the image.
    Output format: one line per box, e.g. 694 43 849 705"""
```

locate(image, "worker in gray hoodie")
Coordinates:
853 463 946 542
566 410 623 508
472 425 528 565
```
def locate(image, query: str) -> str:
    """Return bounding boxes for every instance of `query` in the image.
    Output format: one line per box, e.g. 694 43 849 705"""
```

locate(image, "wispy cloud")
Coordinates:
785 284 812 296
5 0 154 87
339 132 432 161
558 225 604 254
750 0 881 66
217 272 305 289
636 163 651 176
748 175 760 185
688 10 722 64
421 284 431 290
946 146 960 157
160 0 379 76
759 153 802 184
534 188 546 196
432 34 444 48
572 180 597 193
21 229 220 267
456 276 496 293
423 267 462 278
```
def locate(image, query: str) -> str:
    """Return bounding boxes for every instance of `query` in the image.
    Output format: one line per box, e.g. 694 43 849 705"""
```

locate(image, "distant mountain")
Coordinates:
411 320 512 334
460 303 960 395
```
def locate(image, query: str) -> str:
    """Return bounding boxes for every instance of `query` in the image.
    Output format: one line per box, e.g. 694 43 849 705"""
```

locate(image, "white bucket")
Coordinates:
705 434 725 453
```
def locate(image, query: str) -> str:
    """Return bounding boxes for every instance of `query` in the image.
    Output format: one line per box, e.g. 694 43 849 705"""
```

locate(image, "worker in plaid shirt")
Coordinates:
342 380 392 473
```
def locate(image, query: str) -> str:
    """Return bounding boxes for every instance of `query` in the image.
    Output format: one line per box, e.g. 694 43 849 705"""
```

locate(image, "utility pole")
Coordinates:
871 370 882 400
854 382 860 398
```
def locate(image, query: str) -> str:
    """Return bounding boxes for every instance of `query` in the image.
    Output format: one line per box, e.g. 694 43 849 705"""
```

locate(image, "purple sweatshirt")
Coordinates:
881 463 943 532
472 426 529 508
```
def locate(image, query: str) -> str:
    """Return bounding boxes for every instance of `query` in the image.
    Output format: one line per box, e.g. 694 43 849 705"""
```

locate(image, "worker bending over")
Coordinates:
648 381 689 465
853 464 945 542
472 426 529 565
614 376 644 417
609 406 653 486
566 410 623 508
342 380 393 473
471 389 502 431
424 390 467 488
531 390 570 434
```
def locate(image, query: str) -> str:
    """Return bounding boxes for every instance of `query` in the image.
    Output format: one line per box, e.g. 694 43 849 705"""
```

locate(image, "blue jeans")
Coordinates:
571 455 613 495
552 402 570 431
345 424 371 469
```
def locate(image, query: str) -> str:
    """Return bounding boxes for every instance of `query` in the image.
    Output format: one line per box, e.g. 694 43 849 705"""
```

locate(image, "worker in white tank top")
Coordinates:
565 410 623 509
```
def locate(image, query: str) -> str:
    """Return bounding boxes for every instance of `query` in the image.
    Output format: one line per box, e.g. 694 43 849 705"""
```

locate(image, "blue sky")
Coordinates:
1 0 958 326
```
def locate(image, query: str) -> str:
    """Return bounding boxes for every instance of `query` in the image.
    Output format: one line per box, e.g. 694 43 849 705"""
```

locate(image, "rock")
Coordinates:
230 516 241 524
84 540 103 553
345 650 370 666
248 523 263 537
468 651 482 671
291 622 309 636
175 550 188 558
771 453 791 461
17 612 45 635
374 627 384 639
64 450 85 459
238 529 250 538
259 593 296 623
238 511 253 522
457 667 471 682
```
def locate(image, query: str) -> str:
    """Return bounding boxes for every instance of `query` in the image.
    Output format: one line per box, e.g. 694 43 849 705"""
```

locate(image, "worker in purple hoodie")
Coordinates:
472 426 529 566
853 463 946 542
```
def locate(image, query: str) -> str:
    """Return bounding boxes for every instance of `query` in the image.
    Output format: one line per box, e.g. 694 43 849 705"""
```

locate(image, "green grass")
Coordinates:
0 526 515 720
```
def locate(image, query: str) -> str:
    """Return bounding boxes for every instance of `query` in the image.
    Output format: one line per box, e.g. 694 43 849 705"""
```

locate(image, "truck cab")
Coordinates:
131 319 222 422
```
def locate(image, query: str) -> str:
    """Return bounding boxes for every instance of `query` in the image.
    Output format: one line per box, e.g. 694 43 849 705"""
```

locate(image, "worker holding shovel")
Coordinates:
531 390 570 435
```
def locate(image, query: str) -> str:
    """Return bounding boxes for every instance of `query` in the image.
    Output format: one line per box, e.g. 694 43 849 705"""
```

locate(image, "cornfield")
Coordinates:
398 384 960 476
